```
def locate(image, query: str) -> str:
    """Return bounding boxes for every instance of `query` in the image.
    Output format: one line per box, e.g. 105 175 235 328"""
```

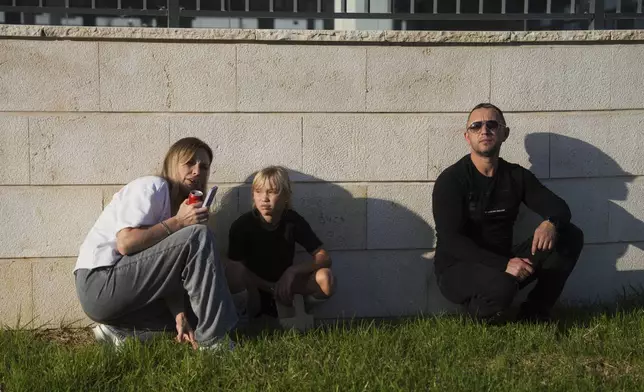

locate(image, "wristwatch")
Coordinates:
546 216 560 229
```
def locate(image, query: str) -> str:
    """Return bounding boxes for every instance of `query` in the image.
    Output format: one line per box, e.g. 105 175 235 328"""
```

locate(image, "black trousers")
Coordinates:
436 223 584 319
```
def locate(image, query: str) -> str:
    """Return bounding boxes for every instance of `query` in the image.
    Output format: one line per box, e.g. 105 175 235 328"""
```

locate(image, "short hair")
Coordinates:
467 103 507 126
251 166 292 208
161 137 213 192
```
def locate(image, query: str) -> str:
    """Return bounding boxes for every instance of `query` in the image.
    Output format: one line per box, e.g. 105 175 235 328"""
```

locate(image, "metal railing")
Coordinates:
0 0 642 30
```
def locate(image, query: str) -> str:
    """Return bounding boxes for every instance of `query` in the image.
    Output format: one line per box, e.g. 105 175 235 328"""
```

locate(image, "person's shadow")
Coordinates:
516 133 644 307
207 169 458 321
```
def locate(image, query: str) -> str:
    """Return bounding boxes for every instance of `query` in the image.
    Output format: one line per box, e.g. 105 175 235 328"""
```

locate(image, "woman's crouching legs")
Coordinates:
180 225 238 346
75 224 237 347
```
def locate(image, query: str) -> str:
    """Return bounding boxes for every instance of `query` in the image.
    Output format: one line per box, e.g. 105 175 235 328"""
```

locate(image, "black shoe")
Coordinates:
516 305 551 323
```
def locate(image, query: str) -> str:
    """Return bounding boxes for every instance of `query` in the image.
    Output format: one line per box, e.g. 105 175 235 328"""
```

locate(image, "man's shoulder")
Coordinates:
499 158 532 178
436 155 470 184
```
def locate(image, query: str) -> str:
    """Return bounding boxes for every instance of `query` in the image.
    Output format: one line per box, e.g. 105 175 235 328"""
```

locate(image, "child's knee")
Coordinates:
225 260 251 293
315 268 335 297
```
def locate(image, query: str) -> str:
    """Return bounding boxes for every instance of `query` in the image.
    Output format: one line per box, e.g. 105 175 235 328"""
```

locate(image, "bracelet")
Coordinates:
160 220 173 236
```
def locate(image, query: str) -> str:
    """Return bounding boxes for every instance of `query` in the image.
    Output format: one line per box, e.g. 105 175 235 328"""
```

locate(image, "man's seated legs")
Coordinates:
437 262 518 320
512 222 584 320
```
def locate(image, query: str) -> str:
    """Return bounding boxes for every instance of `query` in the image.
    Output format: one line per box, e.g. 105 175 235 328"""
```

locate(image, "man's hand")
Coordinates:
532 220 557 255
274 267 297 306
506 257 534 281
175 312 197 350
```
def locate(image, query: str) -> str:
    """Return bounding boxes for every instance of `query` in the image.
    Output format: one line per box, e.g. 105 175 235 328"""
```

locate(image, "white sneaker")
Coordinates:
199 337 236 353
93 324 126 347
93 324 165 348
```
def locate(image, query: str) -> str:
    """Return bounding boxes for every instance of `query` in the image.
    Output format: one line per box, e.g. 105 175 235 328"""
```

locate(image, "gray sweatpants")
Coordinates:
75 225 238 346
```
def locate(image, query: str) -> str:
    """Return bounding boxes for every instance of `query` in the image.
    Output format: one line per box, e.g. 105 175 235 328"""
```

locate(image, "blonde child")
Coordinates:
227 166 335 317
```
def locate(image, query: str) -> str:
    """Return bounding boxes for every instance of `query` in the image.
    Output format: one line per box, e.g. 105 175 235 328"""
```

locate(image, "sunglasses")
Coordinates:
467 120 505 133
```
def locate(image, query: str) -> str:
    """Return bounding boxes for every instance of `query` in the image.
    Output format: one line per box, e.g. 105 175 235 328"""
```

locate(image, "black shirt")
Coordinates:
228 209 323 282
432 155 571 274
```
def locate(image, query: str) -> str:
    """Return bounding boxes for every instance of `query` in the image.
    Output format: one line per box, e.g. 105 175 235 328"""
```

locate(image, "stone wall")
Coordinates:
1 26 643 327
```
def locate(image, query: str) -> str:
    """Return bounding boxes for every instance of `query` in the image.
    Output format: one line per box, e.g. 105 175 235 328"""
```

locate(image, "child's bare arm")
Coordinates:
230 259 275 294
290 248 331 276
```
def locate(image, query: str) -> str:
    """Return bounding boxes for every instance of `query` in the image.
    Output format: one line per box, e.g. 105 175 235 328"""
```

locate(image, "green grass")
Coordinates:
3 309 644 392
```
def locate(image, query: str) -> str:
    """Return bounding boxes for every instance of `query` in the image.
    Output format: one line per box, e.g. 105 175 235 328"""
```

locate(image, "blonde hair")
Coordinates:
251 166 292 208
160 137 213 213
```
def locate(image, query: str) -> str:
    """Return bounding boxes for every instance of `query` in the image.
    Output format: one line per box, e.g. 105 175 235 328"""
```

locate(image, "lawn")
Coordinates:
2 306 644 391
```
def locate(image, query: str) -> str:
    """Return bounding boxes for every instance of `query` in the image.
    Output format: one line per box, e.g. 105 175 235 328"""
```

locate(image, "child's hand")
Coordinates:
274 267 297 306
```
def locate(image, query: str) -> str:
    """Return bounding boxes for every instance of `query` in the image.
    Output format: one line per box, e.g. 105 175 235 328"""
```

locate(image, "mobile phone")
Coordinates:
203 185 219 208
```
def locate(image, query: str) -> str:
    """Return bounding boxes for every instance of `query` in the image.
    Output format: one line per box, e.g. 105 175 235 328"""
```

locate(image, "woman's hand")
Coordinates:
174 199 209 229
175 312 197 350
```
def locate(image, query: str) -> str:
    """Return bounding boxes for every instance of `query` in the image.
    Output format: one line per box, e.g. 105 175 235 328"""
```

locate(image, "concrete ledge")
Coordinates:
1 25 644 44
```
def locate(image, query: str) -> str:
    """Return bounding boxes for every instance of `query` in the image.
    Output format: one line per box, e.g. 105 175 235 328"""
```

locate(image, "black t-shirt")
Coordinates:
228 209 323 282
432 155 571 274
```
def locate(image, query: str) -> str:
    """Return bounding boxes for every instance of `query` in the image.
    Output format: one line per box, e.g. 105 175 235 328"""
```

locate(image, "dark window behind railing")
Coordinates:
0 0 642 30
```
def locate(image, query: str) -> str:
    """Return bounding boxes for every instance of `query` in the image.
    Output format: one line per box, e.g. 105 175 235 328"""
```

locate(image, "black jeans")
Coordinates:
436 223 584 319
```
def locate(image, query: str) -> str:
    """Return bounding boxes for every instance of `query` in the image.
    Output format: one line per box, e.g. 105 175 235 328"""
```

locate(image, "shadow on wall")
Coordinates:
518 133 644 304
208 169 458 319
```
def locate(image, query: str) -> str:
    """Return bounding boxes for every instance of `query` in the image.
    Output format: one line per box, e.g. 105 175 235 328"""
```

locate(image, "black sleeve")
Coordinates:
432 171 509 268
293 213 323 254
227 219 246 261
521 168 571 224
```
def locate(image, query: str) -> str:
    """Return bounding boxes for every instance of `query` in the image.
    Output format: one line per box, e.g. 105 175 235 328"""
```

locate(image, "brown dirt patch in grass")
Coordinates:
33 327 95 347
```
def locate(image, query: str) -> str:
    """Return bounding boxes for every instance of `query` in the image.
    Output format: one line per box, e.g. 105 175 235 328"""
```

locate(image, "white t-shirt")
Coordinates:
74 176 172 271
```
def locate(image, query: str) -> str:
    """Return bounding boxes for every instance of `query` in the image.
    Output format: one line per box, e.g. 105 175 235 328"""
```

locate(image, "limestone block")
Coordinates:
237 44 366 112
608 177 644 243
0 116 29 184
426 114 468 180
303 115 429 181
30 115 168 185
100 42 235 112
0 40 98 111
292 183 367 251
170 115 302 183
162 43 236 112
547 178 612 244
205 184 241 256
312 250 430 318
548 112 644 178
503 113 551 179
32 258 90 327
366 47 490 112
561 243 644 303
0 260 33 328
366 183 435 249
611 46 644 109
0 187 102 258
238 184 252 212
491 46 612 111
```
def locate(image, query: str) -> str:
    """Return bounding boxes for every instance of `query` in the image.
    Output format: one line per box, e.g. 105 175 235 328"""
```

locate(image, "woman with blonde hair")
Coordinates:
74 137 237 350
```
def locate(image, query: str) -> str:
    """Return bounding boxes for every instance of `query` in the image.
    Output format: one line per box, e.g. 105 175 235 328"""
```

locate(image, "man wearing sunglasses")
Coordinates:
432 103 584 322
